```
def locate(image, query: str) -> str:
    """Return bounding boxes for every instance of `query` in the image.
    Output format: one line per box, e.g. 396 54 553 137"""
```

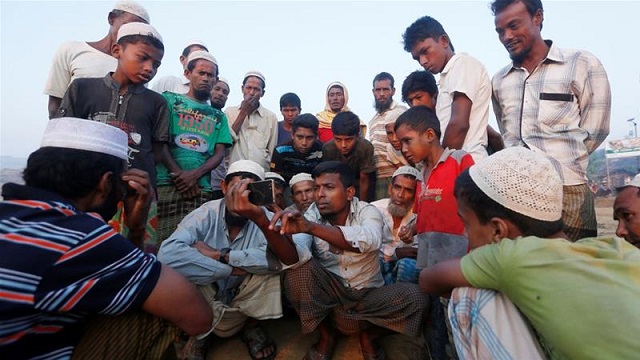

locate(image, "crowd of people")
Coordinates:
3 0 639 359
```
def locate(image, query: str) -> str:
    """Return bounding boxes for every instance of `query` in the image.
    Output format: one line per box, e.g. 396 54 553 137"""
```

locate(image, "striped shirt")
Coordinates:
368 102 407 179
491 41 611 185
0 183 160 359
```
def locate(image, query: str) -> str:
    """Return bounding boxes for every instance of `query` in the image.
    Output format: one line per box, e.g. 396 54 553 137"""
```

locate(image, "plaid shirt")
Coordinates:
491 41 611 185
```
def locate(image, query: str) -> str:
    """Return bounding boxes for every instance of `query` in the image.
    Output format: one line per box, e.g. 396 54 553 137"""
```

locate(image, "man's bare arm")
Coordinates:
442 92 472 150
419 258 471 297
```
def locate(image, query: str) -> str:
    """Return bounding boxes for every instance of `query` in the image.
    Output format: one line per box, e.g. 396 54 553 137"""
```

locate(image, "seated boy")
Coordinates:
420 147 640 359
322 111 376 202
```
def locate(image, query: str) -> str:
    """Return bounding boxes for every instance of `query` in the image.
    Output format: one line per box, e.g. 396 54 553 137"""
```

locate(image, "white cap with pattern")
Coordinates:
227 160 265 181
117 22 163 44
41 118 128 160
216 77 230 86
265 172 285 185
113 0 150 23
392 166 421 180
244 70 266 84
469 147 563 222
289 173 314 187
187 50 218 66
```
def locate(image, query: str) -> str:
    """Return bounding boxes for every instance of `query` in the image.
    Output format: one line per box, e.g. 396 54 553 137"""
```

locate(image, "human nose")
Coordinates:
616 221 628 239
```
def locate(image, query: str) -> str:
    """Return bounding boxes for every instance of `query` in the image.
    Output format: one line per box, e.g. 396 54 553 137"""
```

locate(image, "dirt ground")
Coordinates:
595 196 616 237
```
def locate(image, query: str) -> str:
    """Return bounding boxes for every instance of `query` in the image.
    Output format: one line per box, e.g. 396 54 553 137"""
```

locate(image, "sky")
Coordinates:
1 0 639 163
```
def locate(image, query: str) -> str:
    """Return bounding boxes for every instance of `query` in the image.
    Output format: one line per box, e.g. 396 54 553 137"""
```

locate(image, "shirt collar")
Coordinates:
2 183 77 210
440 53 461 75
501 40 563 78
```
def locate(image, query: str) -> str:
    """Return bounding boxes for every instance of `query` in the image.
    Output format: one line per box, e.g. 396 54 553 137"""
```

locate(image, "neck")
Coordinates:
110 73 131 95
283 121 293 130
87 34 115 55
325 204 350 227
424 146 445 170
518 38 550 73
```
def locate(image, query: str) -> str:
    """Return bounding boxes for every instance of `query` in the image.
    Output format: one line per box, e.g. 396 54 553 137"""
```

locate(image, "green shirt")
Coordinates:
461 236 640 360
157 92 232 191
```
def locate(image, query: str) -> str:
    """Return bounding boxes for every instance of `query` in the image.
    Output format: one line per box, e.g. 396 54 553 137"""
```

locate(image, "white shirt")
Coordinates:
151 75 189 94
371 198 417 261
225 104 279 171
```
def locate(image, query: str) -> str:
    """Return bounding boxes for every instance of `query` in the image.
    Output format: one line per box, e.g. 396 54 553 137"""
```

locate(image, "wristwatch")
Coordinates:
219 247 231 264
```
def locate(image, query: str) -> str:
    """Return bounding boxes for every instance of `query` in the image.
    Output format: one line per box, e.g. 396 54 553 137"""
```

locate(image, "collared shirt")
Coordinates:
371 198 416 261
492 41 611 185
225 104 279 171
303 198 384 289
369 101 408 178
151 75 190 95
158 199 311 286
437 53 490 162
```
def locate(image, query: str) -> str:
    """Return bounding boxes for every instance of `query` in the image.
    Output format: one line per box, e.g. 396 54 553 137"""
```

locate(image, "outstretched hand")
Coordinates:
269 208 312 235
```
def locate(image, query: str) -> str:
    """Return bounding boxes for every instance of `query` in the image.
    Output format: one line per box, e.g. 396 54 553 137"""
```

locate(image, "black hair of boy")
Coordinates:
117 34 164 51
402 16 454 53
394 106 441 139
292 113 319 135
454 169 564 237
280 93 302 110
312 160 355 189
372 72 395 87
331 111 360 136
401 71 438 103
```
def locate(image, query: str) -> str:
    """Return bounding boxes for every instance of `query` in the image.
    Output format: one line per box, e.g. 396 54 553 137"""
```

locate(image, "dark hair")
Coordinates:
242 75 265 91
402 16 454 53
118 34 164 51
401 70 438 103
224 171 261 184
280 92 302 110
455 170 564 237
312 161 355 189
373 72 395 88
182 44 208 58
187 58 218 72
23 147 124 200
394 106 441 139
331 111 360 136
292 113 319 135
490 0 543 30
109 9 147 23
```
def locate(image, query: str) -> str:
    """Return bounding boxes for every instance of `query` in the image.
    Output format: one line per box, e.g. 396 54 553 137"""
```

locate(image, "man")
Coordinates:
0 118 212 359
45 0 150 119
614 174 640 248
420 147 640 359
226 71 279 171
158 160 309 360
152 40 208 94
286 173 316 213
210 77 231 200
270 113 323 184
368 72 408 201
277 92 302 145
270 161 428 360
490 0 611 241
156 50 232 243
372 166 420 285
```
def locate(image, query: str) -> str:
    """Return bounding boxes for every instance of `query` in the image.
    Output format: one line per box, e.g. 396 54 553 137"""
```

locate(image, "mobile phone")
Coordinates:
248 179 275 206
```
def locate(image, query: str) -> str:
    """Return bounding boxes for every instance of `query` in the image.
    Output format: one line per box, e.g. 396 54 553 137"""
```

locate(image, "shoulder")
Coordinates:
492 63 514 84
358 139 374 150
142 88 168 103
447 149 472 165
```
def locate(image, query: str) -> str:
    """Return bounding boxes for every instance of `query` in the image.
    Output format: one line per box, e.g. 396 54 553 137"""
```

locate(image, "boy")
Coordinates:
270 113 323 184
420 147 640 359
401 70 438 109
56 22 167 251
322 111 376 202
277 92 302 145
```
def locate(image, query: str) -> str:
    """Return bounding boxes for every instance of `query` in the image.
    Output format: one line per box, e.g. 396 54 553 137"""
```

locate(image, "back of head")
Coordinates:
373 72 395 88
402 15 453 53
112 0 150 23
455 147 564 237
181 40 208 57
401 70 438 103
117 22 164 51
292 113 319 135
394 106 441 139
280 92 301 109
312 161 355 189
331 111 360 136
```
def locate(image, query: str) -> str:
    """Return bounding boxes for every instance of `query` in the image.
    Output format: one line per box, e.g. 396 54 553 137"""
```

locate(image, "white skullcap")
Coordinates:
184 40 207 50
117 22 163 45
216 77 229 86
227 160 265 181
289 173 314 187
265 172 286 185
617 173 640 191
393 166 421 180
41 118 128 160
113 0 150 23
244 70 266 84
186 50 218 66
469 147 563 222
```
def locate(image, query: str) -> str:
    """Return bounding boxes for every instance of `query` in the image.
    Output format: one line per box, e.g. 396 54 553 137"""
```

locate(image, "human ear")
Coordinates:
489 217 510 242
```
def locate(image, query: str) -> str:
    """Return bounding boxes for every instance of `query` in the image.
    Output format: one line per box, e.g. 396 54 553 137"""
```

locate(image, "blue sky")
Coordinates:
1 0 639 161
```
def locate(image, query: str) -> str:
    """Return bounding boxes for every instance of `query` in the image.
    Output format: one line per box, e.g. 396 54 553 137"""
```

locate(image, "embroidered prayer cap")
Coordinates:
469 147 563 222
113 0 150 23
243 70 266 85
289 173 314 187
227 160 265 181
265 172 286 185
617 173 640 191
117 22 163 45
41 118 128 160
184 39 207 50
392 166 421 180
216 77 229 87
186 50 218 67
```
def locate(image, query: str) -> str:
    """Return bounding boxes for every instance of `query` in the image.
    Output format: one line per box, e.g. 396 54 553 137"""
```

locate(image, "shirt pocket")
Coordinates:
537 89 578 128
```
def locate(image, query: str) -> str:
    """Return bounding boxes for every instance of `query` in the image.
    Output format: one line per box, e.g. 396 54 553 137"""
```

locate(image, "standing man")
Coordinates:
490 0 611 240
277 92 302 145
226 71 279 171
152 40 208 94
368 72 408 200
210 77 231 200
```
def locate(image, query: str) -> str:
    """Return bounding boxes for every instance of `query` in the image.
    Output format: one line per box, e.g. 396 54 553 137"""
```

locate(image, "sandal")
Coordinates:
303 345 333 360
240 325 276 360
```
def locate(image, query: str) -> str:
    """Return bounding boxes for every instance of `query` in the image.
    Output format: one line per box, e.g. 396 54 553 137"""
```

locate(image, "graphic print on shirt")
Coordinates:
89 111 141 165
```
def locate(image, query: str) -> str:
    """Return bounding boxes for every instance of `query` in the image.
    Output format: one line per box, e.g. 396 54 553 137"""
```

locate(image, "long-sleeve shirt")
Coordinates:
492 40 611 185
225 104 278 171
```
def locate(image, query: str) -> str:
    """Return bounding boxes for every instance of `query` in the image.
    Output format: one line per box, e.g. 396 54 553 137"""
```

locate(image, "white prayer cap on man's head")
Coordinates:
227 160 265 181
186 50 218 67
617 173 640 191
184 40 208 51
41 118 128 160
113 0 150 23
265 172 286 185
392 166 421 180
289 173 314 188
116 22 163 45
469 147 563 222
243 70 266 84
216 77 230 87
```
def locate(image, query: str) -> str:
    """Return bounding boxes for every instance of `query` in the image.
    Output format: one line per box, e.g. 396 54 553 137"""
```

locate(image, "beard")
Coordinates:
193 88 211 102
91 188 121 222
225 208 248 228
388 202 409 218
374 98 392 113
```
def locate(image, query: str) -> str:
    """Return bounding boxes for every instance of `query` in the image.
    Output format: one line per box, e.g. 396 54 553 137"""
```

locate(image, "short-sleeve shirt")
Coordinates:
156 92 232 191
0 183 161 359
368 102 407 178
270 140 323 184
322 138 376 195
